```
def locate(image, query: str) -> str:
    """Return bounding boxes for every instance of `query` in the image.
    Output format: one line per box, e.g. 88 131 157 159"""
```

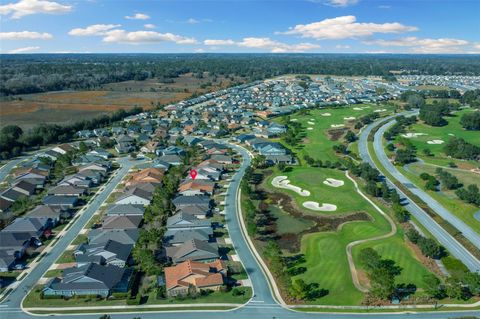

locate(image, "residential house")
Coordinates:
88 149 112 160
42 195 79 208
164 259 225 297
177 180 215 196
101 215 143 230
52 144 75 155
106 204 145 216
166 212 211 231
157 155 182 166
115 188 152 206
163 228 213 247
88 229 139 246
11 180 36 196
126 168 164 187
74 240 133 267
172 196 211 210
43 263 129 297
48 185 87 197
165 239 219 264
27 205 70 225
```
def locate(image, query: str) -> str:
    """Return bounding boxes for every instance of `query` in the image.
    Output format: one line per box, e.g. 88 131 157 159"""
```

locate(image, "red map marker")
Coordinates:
190 169 198 180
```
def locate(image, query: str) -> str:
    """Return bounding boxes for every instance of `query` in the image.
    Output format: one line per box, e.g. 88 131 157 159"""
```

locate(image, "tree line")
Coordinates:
0 107 143 160
3 54 480 96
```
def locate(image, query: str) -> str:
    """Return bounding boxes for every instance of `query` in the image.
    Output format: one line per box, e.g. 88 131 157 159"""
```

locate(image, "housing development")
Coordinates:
1 69 480 319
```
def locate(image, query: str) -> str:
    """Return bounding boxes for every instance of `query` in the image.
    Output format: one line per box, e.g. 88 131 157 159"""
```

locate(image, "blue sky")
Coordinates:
1 0 479 54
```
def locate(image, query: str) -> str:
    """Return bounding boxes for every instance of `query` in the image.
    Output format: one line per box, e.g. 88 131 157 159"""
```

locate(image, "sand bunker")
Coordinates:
323 178 345 187
427 139 445 145
448 133 455 136
307 121 315 125
307 127 314 130
290 118 298 122
310 118 315 121
272 176 311 196
353 107 363 111
374 109 387 113
331 124 344 128
303 201 337 212
401 132 427 138
344 117 356 121
321 113 332 116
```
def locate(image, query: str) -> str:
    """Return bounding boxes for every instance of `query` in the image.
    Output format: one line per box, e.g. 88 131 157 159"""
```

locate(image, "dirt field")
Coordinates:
0 73 244 129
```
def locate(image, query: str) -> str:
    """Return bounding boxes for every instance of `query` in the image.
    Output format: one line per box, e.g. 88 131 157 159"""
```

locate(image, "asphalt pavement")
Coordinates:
358 112 480 272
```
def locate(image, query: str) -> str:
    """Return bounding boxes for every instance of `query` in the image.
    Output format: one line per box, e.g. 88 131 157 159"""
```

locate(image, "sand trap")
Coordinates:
401 132 427 138
290 118 298 122
310 118 315 121
353 107 363 111
448 133 455 136
344 117 356 121
321 113 332 116
303 201 337 212
272 176 311 196
323 178 345 187
331 124 344 128
427 139 444 145
307 127 314 130
307 121 315 125
374 109 387 113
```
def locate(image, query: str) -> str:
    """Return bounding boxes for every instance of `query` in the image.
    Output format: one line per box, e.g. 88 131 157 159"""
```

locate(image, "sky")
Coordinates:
0 0 479 54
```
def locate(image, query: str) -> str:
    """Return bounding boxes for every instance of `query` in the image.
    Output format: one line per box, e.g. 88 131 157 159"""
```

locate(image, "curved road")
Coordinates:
1 140 479 318
375 119 480 250
358 112 480 272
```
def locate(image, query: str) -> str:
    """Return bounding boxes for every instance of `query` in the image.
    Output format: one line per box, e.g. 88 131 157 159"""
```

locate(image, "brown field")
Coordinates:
0 73 245 129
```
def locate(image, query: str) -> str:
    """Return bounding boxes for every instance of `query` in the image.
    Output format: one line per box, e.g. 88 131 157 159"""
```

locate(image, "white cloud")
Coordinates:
68 24 121 36
335 44 351 49
325 0 358 7
474 44 480 49
125 13 150 20
204 39 235 46
0 0 71 19
0 31 53 40
194 48 205 53
186 18 200 24
144 24 156 29
102 30 197 45
279 15 418 40
364 37 470 53
7 46 39 53
205 37 319 53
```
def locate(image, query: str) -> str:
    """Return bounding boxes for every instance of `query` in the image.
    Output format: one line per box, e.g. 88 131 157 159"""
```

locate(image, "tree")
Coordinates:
344 130 357 143
460 112 480 130
423 274 444 299
406 93 425 109
444 137 480 160
277 162 287 172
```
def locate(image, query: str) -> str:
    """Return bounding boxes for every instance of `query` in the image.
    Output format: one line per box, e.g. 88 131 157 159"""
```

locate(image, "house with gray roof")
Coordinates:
166 212 211 231
115 188 152 206
165 239 219 264
172 195 211 209
101 215 143 230
74 240 133 268
163 228 213 247
43 195 79 208
88 229 139 246
106 204 145 216
43 263 129 298
48 185 87 197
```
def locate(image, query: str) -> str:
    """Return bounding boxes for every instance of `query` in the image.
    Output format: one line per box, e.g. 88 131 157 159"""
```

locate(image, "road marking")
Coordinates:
249 300 265 303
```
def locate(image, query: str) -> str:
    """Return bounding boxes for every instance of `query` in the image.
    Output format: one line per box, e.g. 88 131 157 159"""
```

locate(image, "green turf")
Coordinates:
394 108 480 168
398 164 480 233
274 104 395 163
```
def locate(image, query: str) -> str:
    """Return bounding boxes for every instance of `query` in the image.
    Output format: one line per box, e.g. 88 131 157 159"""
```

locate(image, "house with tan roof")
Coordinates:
164 259 225 297
177 180 215 196
126 168 164 187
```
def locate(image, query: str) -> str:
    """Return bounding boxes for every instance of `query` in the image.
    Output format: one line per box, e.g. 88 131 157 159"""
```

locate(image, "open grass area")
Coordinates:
398 163 480 233
394 108 480 168
1 73 245 129
252 105 437 305
274 103 396 163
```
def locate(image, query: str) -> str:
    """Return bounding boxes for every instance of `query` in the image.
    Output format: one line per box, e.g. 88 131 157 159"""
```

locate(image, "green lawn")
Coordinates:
394 108 480 168
398 163 480 233
56 250 75 264
254 104 436 305
274 104 395 163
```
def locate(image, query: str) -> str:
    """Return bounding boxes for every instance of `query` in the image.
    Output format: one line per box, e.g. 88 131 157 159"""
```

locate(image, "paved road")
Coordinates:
0 157 140 308
358 113 480 272
375 119 480 250
0 158 25 182
1 141 479 319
